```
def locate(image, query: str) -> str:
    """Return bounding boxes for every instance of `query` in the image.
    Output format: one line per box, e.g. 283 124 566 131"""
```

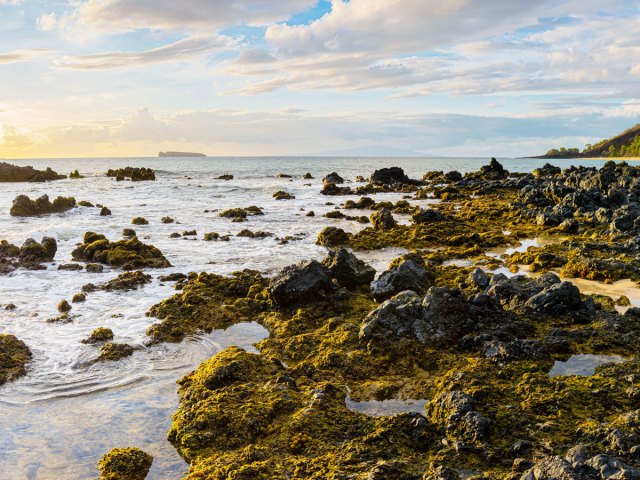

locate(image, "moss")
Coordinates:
82 327 114 345
72 233 170 269
98 447 152 479
95 343 136 362
0 334 31 385
146 270 269 343
101 271 152 291
131 217 149 225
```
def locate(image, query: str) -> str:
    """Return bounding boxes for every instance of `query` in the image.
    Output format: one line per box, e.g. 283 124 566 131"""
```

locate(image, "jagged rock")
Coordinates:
58 300 71 313
426 391 489 443
10 194 76 217
0 162 65 182
100 206 112 216
322 248 376 289
317 227 350 247
101 271 151 291
72 232 170 269
107 167 155 181
273 191 295 200
524 281 584 315
268 260 333 306
370 208 397 230
371 254 434 301
122 229 136 237
468 268 489 289
370 167 410 185
324 172 345 184
161 216 175 224
533 163 562 178
19 237 57 263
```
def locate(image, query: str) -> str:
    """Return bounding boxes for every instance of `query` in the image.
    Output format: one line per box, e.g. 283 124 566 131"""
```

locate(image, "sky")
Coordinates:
0 0 639 159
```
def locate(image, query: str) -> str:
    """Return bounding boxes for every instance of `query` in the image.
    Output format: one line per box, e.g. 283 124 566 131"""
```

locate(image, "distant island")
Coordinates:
536 123 640 158
159 151 207 158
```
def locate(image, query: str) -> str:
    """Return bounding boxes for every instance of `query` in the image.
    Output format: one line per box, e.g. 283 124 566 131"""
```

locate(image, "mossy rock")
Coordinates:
0 334 32 385
96 343 136 362
72 233 170 270
82 328 114 345
98 447 153 480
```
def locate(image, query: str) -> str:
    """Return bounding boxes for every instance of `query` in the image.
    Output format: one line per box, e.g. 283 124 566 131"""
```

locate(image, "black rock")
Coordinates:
371 254 434 301
268 260 333 306
322 248 376 289
370 167 410 185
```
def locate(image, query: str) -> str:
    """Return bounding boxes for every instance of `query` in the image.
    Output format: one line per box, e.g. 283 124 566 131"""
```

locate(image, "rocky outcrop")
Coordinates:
0 334 32 385
0 162 65 182
0 237 57 273
370 208 397 230
10 194 76 217
370 253 434 301
322 248 375 289
97 447 153 480
317 226 350 247
72 232 170 270
370 167 411 185
268 260 333 306
106 167 155 181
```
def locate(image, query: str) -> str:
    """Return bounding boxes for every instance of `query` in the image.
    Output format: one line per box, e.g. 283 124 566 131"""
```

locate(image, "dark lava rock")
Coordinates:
524 280 584 315
533 163 561 178
317 226 350 247
10 194 76 217
370 167 410 185
72 293 86 303
370 253 434 301
268 260 333 306
86 263 104 273
0 162 65 182
132 217 148 225
72 232 170 270
320 183 353 195
161 217 175 224
100 206 112 216
477 157 508 179
158 273 187 282
426 391 489 443
323 172 345 184
96 343 136 362
107 167 155 182
122 229 136 238
19 237 57 263
322 248 376 289
370 208 397 230
58 263 83 271
97 447 153 480
412 208 445 225
468 268 489 289
273 191 295 200
81 327 114 345
303 173 314 179
217 175 233 180
58 300 72 313
0 334 32 386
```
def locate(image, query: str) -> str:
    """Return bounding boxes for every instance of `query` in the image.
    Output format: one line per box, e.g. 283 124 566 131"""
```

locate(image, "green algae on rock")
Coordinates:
95 342 136 362
71 232 170 270
81 327 114 345
98 447 153 480
0 334 32 386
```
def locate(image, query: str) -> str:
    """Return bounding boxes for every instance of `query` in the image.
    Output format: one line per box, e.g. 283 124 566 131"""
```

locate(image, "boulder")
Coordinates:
0 334 32 386
524 281 584 315
412 208 445 225
268 260 333 306
370 208 397 230
0 162 65 182
370 167 410 185
371 254 434 301
322 248 376 289
317 227 350 247
97 447 153 480
323 172 345 184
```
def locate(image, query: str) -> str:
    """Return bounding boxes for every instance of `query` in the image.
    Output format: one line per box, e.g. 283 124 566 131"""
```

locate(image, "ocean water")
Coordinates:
0 156 617 479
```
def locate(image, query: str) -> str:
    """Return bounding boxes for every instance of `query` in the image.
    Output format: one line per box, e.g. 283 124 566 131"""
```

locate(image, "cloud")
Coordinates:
37 13 57 31
0 49 48 64
55 36 230 70
67 0 316 34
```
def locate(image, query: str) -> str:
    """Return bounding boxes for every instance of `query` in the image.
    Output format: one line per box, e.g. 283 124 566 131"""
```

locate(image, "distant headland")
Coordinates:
158 151 207 158
535 123 640 159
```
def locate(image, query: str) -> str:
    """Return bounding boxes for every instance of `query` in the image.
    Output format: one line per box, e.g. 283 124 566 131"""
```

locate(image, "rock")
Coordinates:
370 208 397 230
370 253 434 301
584 454 640 479
533 163 561 178
169 233 182 238
101 271 151 291
468 268 489 289
97 447 153 480
559 218 579 233
107 167 155 182
477 157 508 179
273 191 295 200
72 232 170 269
78 201 94 207
86 263 104 273
322 248 376 289
161 216 175 224
519 456 582 480
10 194 76 217
58 300 72 313
72 293 86 303
132 217 148 225
306 211 315 217
158 273 187 282
122 229 136 237
268 260 333 306
236 229 273 239
18 237 57 264
217 175 233 180
69 169 83 179
524 281 584 315
320 183 353 195
303 173 314 179
426 391 489 442
59 263 83 271
82 327 114 344
100 206 112 216
0 334 32 386
219 208 247 219
412 208 445 225
182 230 197 237
0 162 66 182
324 172 345 184
317 227 350 247
370 167 410 185
96 343 136 362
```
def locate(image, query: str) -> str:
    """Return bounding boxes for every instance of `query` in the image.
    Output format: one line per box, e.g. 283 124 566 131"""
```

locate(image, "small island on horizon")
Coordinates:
536 123 640 159
158 151 207 158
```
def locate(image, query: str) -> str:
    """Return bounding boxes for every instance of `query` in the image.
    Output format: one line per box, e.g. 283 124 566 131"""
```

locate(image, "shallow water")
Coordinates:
345 396 428 417
549 354 628 377
0 156 622 478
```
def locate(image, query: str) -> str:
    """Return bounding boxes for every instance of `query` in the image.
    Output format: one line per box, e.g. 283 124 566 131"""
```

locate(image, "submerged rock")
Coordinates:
0 334 31 386
10 194 76 217
97 447 153 480
268 260 333 306
101 271 152 291
82 327 114 345
106 167 155 181
370 208 397 230
96 343 136 362
412 208 445 225
322 248 376 289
